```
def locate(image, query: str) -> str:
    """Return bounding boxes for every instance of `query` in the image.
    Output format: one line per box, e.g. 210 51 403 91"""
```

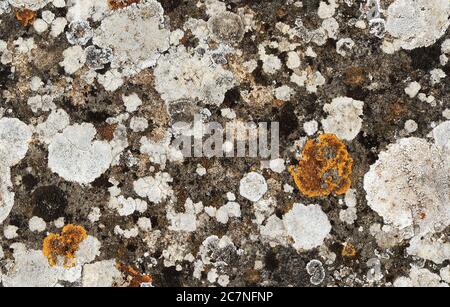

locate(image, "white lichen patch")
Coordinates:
48 123 113 184
394 266 448 287
66 0 109 22
60 46 86 74
82 260 122 287
239 172 268 202
139 132 184 169
216 201 241 224
385 0 450 50
432 121 450 152
0 117 33 167
2 238 100 287
339 189 358 225
283 203 331 251
109 195 148 217
93 1 170 77
28 216 46 232
133 172 174 204
0 118 32 224
167 198 203 232
291 69 326 93
35 109 70 144
8 0 49 10
407 235 450 265
364 138 450 255
321 97 364 141
154 46 235 106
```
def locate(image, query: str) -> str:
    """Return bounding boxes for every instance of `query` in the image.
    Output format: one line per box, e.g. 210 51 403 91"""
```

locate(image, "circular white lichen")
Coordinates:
364 138 450 238
283 203 331 251
48 123 113 184
385 0 450 50
321 96 364 141
93 1 170 76
207 11 245 44
239 172 268 202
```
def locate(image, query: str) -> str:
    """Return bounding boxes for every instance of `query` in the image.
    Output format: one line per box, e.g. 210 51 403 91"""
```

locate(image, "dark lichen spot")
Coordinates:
278 103 299 138
22 174 38 191
408 44 441 71
223 87 241 108
32 186 68 222
264 250 279 271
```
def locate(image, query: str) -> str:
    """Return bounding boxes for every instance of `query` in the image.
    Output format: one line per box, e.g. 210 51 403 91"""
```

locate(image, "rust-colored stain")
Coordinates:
289 134 353 197
16 9 37 27
43 224 88 267
108 0 141 10
341 243 357 258
343 66 367 87
117 263 152 287
97 123 117 142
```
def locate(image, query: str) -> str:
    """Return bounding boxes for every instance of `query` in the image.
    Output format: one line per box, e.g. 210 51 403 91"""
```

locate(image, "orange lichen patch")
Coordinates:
43 224 88 267
117 263 152 287
108 0 140 10
289 134 353 198
16 9 37 27
341 243 357 258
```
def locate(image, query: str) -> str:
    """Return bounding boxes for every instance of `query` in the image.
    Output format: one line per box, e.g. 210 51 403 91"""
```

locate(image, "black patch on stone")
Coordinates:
407 44 441 71
160 267 182 287
159 0 182 13
31 186 68 222
279 103 299 138
303 0 321 14
223 87 241 108
264 250 279 271
346 86 369 101
252 61 270 86
357 132 380 151
22 174 38 191
86 110 110 123
92 174 113 189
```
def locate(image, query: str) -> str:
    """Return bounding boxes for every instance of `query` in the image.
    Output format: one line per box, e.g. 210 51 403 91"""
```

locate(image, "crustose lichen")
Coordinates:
42 224 88 267
289 134 353 197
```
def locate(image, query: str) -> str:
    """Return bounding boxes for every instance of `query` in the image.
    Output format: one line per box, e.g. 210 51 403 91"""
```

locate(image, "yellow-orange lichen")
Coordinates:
117 263 152 287
341 243 357 258
289 134 353 197
108 0 141 10
16 9 37 27
43 224 88 267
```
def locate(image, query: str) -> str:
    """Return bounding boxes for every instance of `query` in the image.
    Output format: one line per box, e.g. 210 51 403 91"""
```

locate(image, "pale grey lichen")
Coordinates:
8 0 49 10
322 97 364 141
364 138 449 238
0 118 32 224
385 0 450 50
48 123 113 184
154 46 236 106
239 172 268 202
306 260 326 286
283 203 331 251
207 11 245 44
93 1 170 76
